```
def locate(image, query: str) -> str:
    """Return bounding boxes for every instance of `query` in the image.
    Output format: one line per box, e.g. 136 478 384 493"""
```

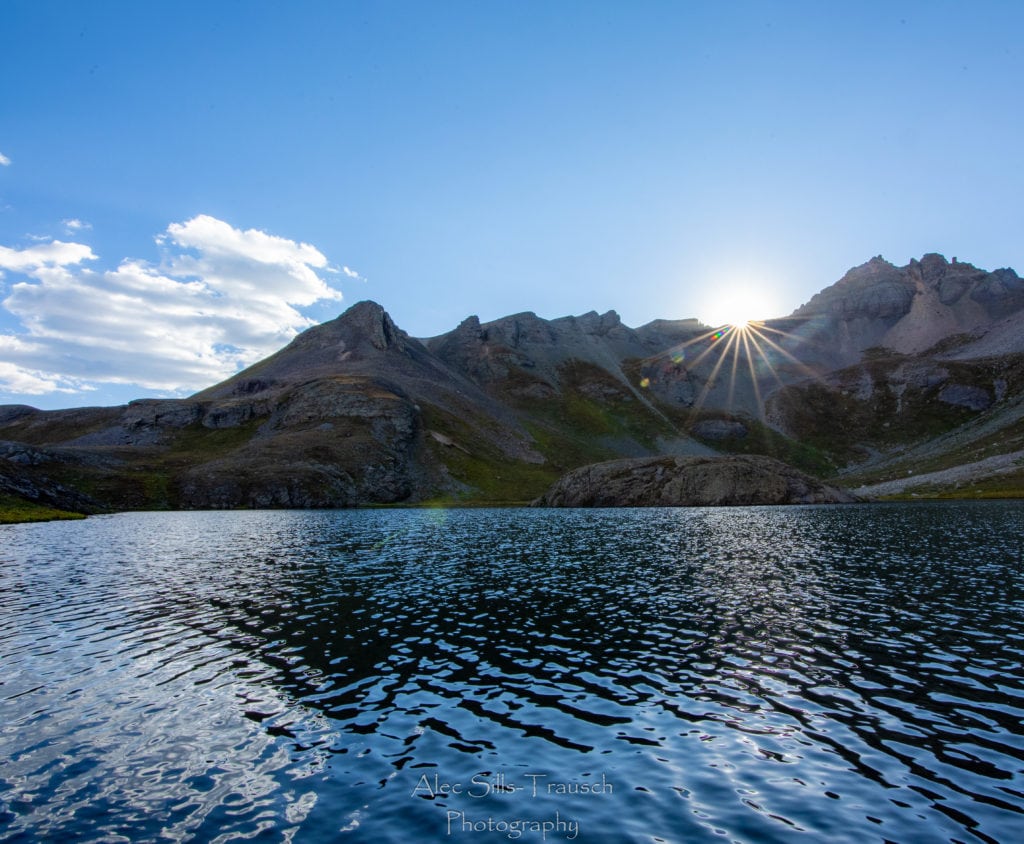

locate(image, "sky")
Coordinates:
1 0 1023 409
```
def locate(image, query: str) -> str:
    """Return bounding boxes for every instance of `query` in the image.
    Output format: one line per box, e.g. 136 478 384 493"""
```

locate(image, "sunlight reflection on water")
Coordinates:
1 502 1023 842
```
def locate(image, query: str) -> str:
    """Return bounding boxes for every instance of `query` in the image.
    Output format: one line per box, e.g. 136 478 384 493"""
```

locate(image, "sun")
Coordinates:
698 285 778 329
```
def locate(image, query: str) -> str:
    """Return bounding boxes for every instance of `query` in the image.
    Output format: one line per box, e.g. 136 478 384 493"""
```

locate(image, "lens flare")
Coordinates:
649 308 831 423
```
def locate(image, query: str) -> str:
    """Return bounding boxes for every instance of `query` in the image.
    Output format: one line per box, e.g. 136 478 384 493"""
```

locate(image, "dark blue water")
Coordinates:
1 503 1022 843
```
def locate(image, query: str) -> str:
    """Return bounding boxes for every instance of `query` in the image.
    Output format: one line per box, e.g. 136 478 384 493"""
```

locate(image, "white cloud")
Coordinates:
0 361 89 395
342 265 361 278
0 151 10 166
0 216 345 396
62 218 92 233
0 240 96 273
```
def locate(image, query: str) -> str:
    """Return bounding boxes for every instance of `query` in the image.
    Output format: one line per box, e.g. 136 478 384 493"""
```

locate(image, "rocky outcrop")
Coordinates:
174 376 424 508
0 454 103 514
797 256 915 321
784 254 1024 368
692 419 748 440
532 455 860 507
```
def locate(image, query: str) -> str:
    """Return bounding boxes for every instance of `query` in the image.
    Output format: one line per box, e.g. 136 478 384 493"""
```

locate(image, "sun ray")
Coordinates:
651 310 831 432
754 321 821 345
685 327 743 421
726 324 744 410
753 319 837 358
745 328 788 394
679 325 736 371
740 328 766 420
746 323 830 385
675 321 749 362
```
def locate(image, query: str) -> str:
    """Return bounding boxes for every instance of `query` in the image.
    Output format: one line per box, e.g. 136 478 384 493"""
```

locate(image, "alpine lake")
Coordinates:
1 501 1022 843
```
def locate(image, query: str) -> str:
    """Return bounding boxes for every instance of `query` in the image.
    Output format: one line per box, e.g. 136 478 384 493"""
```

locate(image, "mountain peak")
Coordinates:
194 299 419 399
330 300 404 351
795 255 911 320
569 309 622 334
787 253 1024 365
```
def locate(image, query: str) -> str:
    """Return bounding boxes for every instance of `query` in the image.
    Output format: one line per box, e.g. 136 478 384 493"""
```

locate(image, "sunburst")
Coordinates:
639 314 827 426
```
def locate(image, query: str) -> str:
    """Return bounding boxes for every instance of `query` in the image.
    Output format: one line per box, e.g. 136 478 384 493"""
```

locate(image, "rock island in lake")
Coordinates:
532 454 859 507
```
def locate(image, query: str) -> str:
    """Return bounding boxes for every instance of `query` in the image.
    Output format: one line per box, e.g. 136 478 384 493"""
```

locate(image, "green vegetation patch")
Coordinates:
419 404 564 503
420 359 681 504
0 492 86 524
28 417 270 512
164 417 266 460
843 419 1024 488
0 407 122 447
524 360 678 450
682 410 836 477
769 356 1005 465
435 445 560 503
879 466 1024 501
522 419 618 473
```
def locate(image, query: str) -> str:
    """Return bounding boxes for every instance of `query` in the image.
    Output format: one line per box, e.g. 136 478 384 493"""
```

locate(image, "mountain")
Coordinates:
765 254 1024 496
2 253 1023 516
779 253 1024 368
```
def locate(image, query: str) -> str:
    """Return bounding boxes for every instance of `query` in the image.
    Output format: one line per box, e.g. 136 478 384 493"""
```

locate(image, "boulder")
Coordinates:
532 454 859 507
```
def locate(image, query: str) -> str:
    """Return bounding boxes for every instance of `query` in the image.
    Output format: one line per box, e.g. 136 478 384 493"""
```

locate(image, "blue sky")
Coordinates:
1 1 1022 409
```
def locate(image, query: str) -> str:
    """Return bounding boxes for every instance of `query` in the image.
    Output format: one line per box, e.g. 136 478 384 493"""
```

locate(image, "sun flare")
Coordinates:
667 279 824 423
699 285 778 329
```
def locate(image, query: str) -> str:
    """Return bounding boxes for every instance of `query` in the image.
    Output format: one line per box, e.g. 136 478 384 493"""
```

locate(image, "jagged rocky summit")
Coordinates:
786 253 1024 367
531 455 860 507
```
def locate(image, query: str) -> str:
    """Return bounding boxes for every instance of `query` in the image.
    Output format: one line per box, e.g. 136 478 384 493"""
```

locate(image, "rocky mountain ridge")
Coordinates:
2 253 1023 514
782 253 1024 366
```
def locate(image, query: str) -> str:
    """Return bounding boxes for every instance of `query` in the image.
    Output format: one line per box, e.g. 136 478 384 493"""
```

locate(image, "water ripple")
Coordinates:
1 503 1023 842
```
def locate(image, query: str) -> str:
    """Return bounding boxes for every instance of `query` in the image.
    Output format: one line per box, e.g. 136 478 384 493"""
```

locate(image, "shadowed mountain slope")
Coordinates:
2 253 1023 513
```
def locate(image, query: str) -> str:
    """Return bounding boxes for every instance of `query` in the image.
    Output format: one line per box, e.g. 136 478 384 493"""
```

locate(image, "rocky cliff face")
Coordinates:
0 441 105 514
2 252 1023 513
784 254 1024 367
760 255 1024 489
426 308 658 396
532 455 859 507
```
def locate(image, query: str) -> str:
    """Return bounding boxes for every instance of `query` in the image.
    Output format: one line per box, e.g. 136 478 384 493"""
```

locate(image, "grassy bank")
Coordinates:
0 493 87 524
